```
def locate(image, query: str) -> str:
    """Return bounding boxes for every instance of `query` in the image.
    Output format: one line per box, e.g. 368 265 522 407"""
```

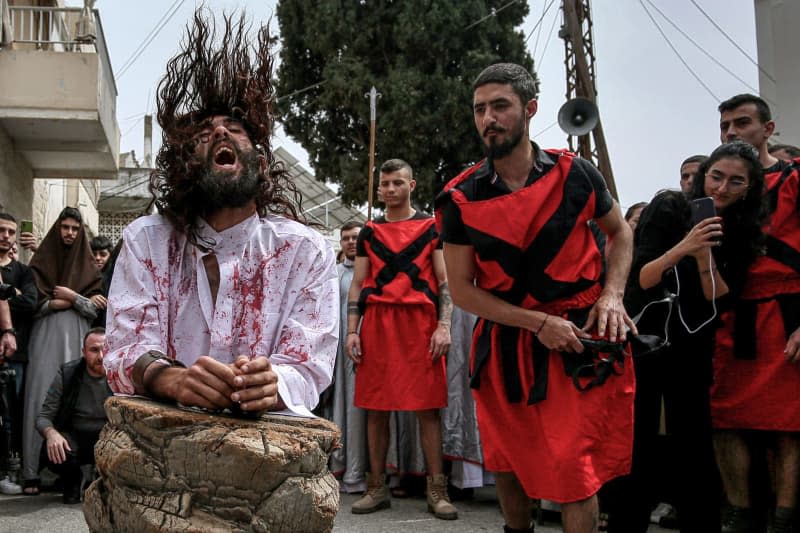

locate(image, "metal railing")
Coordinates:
1 5 117 95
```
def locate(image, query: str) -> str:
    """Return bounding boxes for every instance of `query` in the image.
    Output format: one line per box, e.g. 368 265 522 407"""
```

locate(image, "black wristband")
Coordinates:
132 350 185 395
0 328 16 337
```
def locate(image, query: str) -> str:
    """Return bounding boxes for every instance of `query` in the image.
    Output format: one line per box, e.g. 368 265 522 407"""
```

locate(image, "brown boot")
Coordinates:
351 473 390 514
426 474 458 520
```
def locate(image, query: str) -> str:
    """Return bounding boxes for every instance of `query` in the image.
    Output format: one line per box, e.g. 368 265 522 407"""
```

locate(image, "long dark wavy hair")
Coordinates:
150 9 306 243
690 140 767 292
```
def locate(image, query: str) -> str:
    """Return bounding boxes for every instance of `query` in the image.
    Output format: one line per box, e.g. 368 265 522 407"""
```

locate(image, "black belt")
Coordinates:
469 317 628 405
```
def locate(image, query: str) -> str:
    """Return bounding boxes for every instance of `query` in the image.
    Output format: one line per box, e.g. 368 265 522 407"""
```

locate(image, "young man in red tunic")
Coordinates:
712 94 800 533
345 158 456 520
436 63 636 533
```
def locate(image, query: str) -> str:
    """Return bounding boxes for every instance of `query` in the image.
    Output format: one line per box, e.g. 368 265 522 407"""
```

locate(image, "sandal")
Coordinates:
22 479 40 496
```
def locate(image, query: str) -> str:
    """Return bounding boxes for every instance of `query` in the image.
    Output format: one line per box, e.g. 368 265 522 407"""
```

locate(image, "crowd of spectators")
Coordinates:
0 90 798 532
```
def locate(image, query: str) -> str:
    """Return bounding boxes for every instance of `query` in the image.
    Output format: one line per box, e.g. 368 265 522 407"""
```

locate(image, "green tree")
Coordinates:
275 0 536 211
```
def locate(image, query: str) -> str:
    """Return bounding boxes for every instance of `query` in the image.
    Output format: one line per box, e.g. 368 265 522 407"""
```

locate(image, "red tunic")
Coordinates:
353 215 447 411
436 148 634 503
712 159 800 431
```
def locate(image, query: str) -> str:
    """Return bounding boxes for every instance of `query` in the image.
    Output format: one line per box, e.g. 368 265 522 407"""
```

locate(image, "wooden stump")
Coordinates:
83 396 341 533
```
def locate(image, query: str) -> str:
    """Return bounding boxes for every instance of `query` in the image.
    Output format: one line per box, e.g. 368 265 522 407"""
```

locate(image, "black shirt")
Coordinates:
1 259 37 362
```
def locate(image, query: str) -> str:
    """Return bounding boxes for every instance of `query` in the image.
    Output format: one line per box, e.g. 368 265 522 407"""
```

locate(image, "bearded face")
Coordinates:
197 143 262 210
191 115 263 210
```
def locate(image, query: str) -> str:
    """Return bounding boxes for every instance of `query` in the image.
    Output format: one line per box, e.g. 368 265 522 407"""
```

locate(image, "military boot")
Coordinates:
426 474 458 520
351 473 390 514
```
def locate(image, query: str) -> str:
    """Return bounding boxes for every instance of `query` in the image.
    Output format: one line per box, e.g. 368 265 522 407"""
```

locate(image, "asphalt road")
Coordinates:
0 487 676 532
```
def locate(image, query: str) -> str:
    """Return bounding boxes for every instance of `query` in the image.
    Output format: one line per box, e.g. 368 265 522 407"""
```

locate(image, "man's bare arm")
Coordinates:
586 202 637 341
433 249 453 326
344 256 369 363
429 249 452 358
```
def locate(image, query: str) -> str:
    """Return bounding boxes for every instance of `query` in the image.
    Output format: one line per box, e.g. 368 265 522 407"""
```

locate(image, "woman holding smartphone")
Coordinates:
608 141 766 533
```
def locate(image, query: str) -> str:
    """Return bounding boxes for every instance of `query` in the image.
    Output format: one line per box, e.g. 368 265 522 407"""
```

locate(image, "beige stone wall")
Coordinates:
0 123 33 220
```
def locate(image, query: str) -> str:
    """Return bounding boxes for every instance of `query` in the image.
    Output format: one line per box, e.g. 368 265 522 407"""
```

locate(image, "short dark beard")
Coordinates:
197 148 262 210
483 113 527 160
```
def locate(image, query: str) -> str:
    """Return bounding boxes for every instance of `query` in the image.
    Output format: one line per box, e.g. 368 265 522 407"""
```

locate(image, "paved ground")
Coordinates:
0 487 676 532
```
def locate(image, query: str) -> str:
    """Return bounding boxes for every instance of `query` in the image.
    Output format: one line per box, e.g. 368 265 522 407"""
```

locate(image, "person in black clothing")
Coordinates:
36 327 111 504
89 236 113 328
0 212 37 494
609 141 767 533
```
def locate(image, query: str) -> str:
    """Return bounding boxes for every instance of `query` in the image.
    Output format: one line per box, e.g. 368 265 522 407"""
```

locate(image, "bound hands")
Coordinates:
166 355 280 412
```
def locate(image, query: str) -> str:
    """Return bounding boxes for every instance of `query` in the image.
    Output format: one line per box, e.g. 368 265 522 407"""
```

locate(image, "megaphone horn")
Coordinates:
557 97 599 136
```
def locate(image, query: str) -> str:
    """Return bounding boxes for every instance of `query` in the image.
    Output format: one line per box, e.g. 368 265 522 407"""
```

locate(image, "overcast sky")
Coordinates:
73 0 763 209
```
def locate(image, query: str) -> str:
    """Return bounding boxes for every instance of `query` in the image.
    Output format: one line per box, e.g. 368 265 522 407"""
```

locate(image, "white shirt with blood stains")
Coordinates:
103 213 339 417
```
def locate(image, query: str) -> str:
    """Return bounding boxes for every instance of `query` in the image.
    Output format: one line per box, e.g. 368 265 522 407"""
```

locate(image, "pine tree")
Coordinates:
275 0 536 211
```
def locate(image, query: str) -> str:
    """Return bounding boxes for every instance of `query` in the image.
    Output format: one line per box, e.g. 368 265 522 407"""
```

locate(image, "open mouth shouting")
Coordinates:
210 141 241 173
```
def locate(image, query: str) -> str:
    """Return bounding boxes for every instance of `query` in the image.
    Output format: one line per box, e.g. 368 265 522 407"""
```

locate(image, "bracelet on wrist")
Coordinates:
534 315 549 335
347 331 358 335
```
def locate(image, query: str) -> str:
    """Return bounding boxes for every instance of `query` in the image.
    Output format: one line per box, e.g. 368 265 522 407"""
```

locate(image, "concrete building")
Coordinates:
0 0 119 243
755 0 800 145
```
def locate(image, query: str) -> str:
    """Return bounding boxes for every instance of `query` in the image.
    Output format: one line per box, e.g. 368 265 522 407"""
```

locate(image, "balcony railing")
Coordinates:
0 4 117 97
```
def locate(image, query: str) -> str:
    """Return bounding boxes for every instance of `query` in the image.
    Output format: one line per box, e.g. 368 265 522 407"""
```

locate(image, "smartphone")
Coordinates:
690 197 716 226
20 220 33 234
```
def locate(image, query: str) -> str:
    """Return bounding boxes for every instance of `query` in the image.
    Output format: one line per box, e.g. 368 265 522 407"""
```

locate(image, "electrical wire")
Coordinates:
533 119 559 137
464 0 519 31
688 0 775 83
536 3 561 67
524 0 557 44
530 0 550 57
644 0 759 94
675 248 718 334
116 0 187 79
639 0 719 102
116 0 183 74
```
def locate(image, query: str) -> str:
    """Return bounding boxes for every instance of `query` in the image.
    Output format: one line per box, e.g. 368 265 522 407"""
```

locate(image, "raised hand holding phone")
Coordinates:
679 198 722 259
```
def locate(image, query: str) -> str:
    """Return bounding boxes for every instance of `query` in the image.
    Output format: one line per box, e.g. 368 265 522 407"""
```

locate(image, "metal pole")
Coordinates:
365 86 380 221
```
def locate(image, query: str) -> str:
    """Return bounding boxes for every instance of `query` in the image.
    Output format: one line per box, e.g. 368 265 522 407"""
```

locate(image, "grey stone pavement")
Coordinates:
0 487 675 532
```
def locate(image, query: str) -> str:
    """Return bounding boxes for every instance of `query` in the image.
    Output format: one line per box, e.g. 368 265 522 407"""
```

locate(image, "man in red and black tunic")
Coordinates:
345 159 457 520
436 63 636 533
712 94 800 532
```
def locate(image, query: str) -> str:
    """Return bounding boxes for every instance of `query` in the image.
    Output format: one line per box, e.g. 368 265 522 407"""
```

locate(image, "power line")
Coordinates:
639 0 718 102
524 0 557 44
116 0 187 79
464 0 519 31
688 0 775 83
645 0 759 94
122 115 145 138
533 119 559 137
531 0 549 57
116 0 183 74
536 3 560 68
